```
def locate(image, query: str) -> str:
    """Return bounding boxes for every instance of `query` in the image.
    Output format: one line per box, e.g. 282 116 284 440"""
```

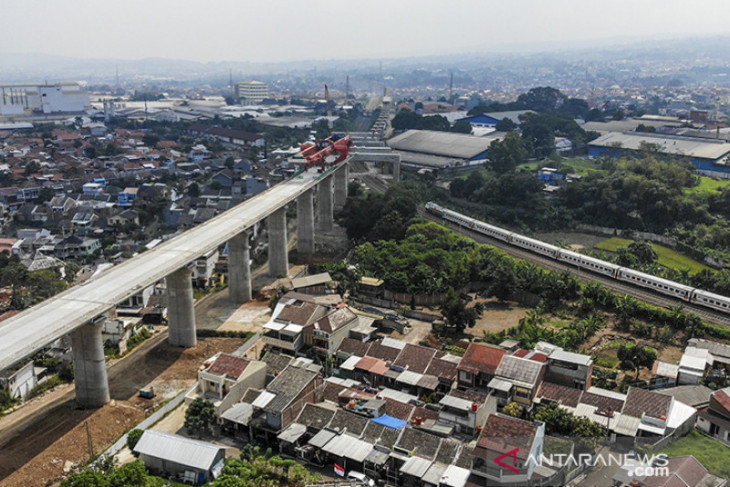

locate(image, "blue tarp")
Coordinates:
370 414 407 430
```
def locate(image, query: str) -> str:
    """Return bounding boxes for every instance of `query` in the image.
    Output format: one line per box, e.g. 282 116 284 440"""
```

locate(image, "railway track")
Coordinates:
417 209 730 328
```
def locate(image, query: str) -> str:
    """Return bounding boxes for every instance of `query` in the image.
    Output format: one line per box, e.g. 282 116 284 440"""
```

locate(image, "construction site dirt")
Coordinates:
0 334 243 487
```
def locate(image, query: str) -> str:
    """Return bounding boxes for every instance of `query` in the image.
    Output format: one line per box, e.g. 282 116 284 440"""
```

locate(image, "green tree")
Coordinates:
451 120 472 134
617 344 657 379
516 86 566 114
488 131 527 173
36 187 56 204
440 288 484 333
141 134 160 148
187 182 200 198
495 117 517 132
126 428 144 451
184 398 217 437
503 401 523 418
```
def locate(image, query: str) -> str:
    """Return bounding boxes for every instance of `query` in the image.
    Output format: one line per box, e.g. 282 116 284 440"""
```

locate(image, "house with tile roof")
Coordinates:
472 413 545 485
489 354 547 409
696 386 730 443
185 353 266 413
613 388 697 444
457 342 507 390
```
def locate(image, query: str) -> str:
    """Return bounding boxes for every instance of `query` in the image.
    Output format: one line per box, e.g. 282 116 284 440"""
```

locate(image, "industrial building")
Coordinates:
386 129 503 171
456 110 534 128
0 82 89 116
588 132 730 178
235 80 269 105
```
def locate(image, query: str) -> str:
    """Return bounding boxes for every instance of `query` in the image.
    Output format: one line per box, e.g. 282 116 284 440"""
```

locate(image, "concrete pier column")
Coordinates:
71 320 109 408
268 207 289 277
334 164 349 209
393 156 401 184
297 190 315 255
166 267 196 347
317 175 334 232
228 230 252 304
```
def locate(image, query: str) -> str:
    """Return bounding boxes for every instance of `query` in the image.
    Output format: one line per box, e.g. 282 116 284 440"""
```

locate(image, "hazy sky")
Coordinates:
2 0 730 63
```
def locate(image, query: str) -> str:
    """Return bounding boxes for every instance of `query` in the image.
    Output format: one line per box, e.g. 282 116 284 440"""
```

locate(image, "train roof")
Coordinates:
620 267 695 291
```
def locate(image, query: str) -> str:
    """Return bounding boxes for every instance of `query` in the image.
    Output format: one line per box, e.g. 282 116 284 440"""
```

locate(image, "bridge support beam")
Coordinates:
166 267 196 347
71 320 109 408
317 175 334 232
334 164 348 209
393 158 401 184
228 231 252 304
297 190 315 256
268 207 289 277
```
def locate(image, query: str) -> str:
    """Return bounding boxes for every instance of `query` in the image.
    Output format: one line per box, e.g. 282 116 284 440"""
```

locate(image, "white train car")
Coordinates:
557 249 620 278
691 289 730 312
616 268 694 300
510 234 560 258
472 220 513 242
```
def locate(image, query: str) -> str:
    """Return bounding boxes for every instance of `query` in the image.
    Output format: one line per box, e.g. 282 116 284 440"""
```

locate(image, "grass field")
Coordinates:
659 430 730 479
683 175 730 196
594 237 712 274
517 158 605 176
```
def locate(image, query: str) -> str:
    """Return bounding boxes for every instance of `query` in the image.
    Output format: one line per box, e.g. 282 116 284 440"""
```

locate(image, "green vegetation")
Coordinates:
0 252 68 310
126 328 152 352
213 447 320 487
659 430 730 479
595 237 712 274
184 398 217 437
593 354 620 369
440 288 485 333
683 175 729 196
126 429 144 452
533 402 605 452
61 458 166 487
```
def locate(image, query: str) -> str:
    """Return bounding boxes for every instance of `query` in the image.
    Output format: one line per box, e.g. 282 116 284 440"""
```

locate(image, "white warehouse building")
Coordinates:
0 82 90 116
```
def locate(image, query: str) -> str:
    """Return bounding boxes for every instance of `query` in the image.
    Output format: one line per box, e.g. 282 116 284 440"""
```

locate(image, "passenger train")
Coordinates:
425 202 730 314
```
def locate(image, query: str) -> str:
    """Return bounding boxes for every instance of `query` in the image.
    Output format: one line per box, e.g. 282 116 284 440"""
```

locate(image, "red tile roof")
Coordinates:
458 343 506 376
622 388 672 419
384 398 415 421
477 414 538 460
425 357 458 381
392 343 436 374
536 381 583 408
206 353 251 380
712 387 730 417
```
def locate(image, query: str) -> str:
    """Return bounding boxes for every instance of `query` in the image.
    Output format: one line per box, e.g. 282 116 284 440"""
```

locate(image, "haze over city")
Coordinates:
2 0 730 62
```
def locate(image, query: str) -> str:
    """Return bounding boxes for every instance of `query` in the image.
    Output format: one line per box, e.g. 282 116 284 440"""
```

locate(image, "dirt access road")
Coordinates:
0 333 243 487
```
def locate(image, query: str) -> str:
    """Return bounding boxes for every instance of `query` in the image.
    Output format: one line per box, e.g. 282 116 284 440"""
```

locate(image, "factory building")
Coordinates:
0 82 90 116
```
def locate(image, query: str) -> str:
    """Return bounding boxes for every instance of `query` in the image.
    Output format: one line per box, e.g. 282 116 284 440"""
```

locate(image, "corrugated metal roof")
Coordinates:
309 428 337 448
549 349 592 366
440 464 471 487
387 130 500 159
291 273 332 289
589 132 730 161
381 337 407 350
322 433 373 462
277 422 307 443
340 355 362 371
252 390 276 408
134 430 224 471
396 370 423 386
220 402 253 425
422 462 447 486
488 377 513 392
400 455 433 477
439 394 473 411
612 414 640 436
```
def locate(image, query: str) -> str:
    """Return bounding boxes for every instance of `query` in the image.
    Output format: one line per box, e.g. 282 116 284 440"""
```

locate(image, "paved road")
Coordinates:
0 165 345 371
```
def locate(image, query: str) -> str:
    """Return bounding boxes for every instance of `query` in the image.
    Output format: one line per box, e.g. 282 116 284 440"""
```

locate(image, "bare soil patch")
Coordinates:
0 337 243 487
